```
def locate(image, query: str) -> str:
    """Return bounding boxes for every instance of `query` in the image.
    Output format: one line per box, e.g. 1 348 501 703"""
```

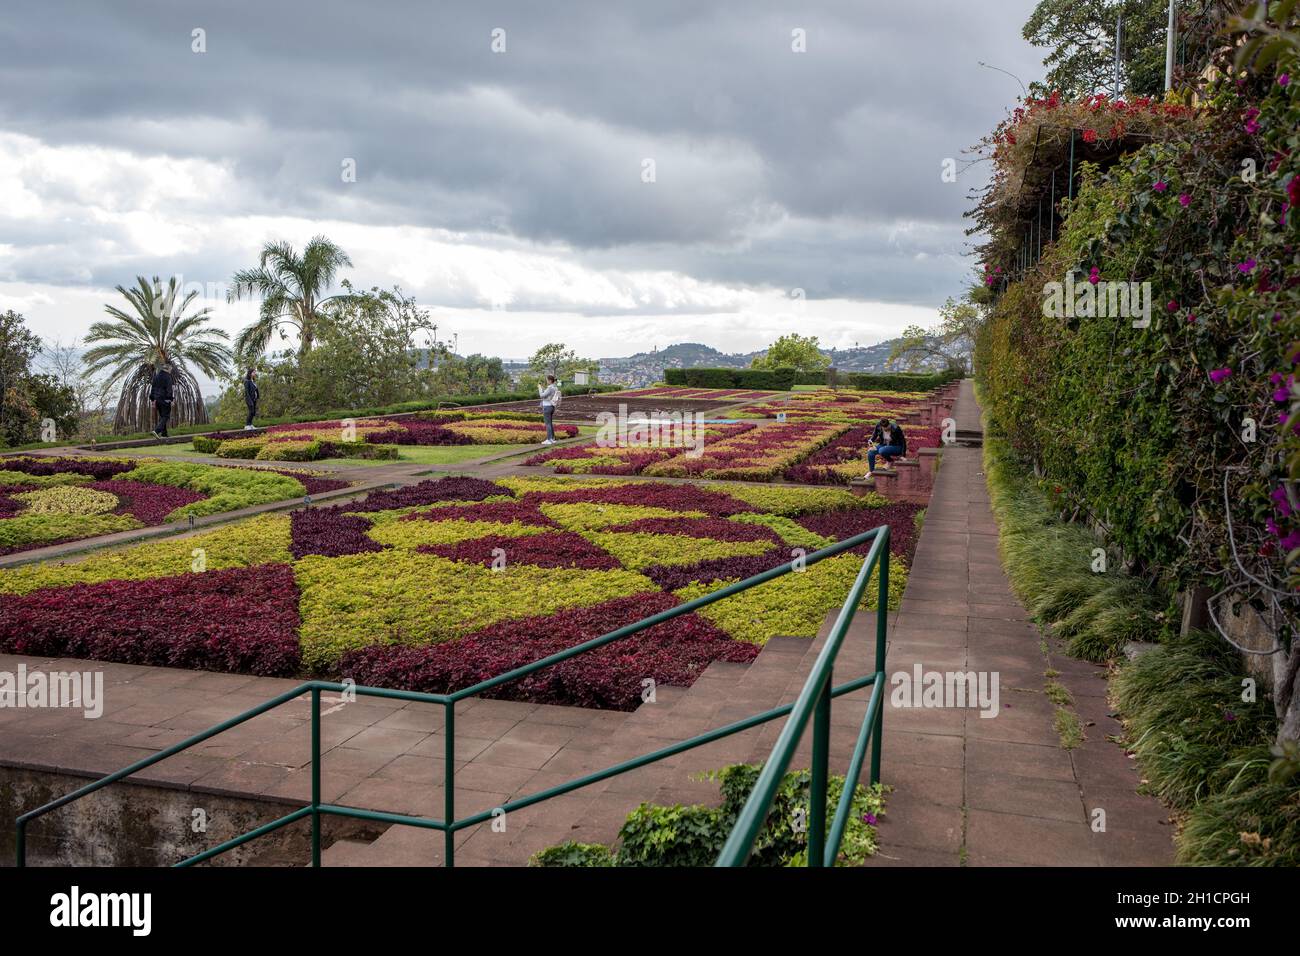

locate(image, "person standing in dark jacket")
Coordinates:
149 363 174 438
243 368 260 429
863 417 907 477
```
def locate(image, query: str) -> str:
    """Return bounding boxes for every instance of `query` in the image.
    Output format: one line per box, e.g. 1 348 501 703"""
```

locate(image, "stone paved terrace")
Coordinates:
0 380 1176 866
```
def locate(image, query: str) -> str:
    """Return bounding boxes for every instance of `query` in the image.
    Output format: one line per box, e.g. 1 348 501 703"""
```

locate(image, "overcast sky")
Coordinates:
0 0 1045 363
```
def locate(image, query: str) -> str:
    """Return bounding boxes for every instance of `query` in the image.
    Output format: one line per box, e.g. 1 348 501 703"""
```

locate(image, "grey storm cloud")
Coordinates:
0 0 1045 305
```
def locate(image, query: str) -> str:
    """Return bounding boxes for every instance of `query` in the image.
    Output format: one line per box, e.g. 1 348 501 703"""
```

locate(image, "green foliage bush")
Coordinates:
663 367 798 390
530 762 886 867
118 461 306 518
845 370 960 392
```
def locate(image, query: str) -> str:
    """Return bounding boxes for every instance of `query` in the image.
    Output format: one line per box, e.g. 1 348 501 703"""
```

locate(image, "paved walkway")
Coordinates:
865 380 1174 866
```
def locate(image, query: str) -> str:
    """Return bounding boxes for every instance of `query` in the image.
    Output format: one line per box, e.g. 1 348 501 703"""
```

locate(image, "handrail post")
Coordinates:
444 700 455 868
807 673 830 867
15 819 25 867
872 546 890 786
311 685 321 867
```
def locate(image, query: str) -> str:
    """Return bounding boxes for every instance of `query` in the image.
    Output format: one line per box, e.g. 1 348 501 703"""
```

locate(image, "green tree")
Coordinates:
83 277 232 434
0 310 41 446
229 284 440 418
887 296 984 373
1023 0 1172 98
228 235 354 362
523 343 597 389
751 334 830 375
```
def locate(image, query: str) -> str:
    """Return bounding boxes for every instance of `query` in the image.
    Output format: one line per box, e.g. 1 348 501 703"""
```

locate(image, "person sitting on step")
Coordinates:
862 417 907 478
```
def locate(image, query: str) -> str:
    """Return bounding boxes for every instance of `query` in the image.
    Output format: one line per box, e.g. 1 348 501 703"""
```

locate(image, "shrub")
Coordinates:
532 763 887 867
663 367 798 390
294 551 653 670
339 591 757 710
118 461 306 519
214 437 267 459
0 514 293 595
0 564 301 675
527 842 615 867
256 439 322 461
13 485 120 516
673 553 906 645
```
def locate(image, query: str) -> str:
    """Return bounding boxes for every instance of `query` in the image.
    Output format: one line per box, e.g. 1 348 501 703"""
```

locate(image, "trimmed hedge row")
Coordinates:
92 384 618 444
663 367 798 390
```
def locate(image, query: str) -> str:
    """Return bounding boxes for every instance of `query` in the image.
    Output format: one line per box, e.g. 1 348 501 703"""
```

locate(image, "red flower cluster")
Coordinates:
0 564 302 675
339 592 759 710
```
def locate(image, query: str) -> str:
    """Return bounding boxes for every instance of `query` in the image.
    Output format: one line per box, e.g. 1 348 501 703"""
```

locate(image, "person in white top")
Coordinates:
539 374 561 444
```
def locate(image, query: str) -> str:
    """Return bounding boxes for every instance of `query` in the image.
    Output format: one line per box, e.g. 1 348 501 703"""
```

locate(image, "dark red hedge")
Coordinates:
338 591 759 710
796 503 922 558
519 482 756 516
0 564 302 675
290 507 387 558
346 476 510 513
417 530 622 569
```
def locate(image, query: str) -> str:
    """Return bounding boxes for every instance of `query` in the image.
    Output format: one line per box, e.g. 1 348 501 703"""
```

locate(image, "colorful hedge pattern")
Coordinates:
0 474 915 709
0 456 348 555
525 387 942 484
195 410 579 460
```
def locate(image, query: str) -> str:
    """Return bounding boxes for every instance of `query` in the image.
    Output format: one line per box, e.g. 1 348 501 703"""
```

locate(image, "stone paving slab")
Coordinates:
867 379 1174 866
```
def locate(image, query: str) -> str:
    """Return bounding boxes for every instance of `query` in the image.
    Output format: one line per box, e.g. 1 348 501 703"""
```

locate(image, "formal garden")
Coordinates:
0 455 350 555
0 474 916 710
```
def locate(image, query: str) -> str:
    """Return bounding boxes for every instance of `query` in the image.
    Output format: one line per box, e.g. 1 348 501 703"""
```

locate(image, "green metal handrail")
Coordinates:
717 523 889 867
14 524 889 868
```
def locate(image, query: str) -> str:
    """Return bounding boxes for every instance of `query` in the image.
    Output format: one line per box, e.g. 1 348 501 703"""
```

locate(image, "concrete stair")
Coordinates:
319 609 883 866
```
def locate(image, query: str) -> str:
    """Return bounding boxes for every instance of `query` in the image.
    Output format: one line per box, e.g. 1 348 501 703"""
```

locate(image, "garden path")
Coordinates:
862 380 1175 866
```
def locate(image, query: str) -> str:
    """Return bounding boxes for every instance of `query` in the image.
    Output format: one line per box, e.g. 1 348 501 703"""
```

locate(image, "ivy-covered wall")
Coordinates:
974 35 1299 740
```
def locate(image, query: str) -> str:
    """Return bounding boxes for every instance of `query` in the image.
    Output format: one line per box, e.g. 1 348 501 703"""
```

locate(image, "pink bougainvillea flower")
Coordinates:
1185 313 1196 324
1280 73 1291 87
1272 486 1293 517
1282 530 1300 550
1167 300 1179 312
1244 107 1261 134
1178 193 1190 206
1267 516 1281 537
1087 266 1100 285
862 813 878 826
1208 367 1232 384
1236 258 1257 274
1153 180 1168 192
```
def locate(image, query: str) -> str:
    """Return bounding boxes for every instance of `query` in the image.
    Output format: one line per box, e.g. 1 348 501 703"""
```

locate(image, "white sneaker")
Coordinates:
244 424 256 430
541 439 555 445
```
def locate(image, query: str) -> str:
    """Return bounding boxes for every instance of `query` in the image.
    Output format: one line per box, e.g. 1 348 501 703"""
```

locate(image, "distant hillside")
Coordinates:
594 337 947 386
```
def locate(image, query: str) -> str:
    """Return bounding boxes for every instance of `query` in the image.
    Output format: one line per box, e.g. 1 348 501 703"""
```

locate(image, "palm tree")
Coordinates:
228 236 354 362
84 276 233 434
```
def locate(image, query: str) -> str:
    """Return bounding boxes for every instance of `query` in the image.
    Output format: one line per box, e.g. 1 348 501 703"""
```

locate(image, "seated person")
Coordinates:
862 418 907 477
